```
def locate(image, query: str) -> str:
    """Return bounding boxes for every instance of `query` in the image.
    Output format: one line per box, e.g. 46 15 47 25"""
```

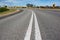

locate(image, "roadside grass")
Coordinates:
39 8 60 10
0 9 16 15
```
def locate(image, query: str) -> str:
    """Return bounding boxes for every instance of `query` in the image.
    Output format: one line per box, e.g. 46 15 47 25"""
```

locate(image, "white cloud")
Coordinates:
0 2 8 6
5 0 21 3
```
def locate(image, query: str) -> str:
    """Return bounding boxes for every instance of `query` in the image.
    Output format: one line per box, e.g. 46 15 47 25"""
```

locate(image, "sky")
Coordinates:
0 0 60 6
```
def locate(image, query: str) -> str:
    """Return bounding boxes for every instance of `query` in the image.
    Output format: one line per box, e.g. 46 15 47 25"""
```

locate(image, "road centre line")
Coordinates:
33 11 42 40
24 13 33 40
24 11 42 40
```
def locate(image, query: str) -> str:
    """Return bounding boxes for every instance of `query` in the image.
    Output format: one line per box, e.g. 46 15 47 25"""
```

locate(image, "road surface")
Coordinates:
0 9 60 40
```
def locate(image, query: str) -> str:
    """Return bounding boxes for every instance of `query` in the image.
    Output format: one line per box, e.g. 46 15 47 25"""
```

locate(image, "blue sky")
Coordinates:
0 0 60 6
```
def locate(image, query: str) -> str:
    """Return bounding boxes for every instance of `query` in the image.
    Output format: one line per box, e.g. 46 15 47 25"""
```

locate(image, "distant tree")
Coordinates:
53 4 55 8
26 4 33 7
36 6 40 8
4 5 7 8
46 5 49 8
55 6 60 8
40 6 45 8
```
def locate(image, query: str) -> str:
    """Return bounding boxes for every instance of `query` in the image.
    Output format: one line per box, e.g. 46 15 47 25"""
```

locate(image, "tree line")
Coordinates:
26 4 60 8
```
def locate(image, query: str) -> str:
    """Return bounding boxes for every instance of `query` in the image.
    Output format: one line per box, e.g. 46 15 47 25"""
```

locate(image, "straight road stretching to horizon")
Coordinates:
0 9 60 40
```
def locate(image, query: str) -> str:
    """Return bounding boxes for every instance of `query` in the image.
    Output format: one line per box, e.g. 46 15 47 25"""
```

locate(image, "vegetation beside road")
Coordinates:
0 6 23 18
0 6 17 16
0 7 9 12
0 9 16 15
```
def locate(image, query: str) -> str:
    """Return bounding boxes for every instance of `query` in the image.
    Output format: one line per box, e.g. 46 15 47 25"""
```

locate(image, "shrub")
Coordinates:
0 7 9 12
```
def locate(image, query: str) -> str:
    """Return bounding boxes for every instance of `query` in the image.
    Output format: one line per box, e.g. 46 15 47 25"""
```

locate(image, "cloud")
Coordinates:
0 2 8 6
0 0 60 6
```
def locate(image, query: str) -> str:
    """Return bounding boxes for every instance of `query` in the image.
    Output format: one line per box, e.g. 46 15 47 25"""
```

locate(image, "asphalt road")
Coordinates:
0 9 60 40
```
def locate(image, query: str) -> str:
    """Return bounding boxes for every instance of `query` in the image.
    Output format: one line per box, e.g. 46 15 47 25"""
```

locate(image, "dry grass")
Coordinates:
39 8 60 10
0 9 16 15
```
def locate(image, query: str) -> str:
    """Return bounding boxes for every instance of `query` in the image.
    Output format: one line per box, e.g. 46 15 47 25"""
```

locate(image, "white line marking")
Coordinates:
24 13 33 40
32 11 42 40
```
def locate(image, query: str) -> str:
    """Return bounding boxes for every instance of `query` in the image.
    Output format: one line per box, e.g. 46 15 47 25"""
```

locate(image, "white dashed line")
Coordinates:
33 11 42 40
24 13 33 40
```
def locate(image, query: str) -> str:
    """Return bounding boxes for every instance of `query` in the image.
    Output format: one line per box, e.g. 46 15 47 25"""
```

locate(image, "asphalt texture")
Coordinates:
33 9 60 40
0 8 60 40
